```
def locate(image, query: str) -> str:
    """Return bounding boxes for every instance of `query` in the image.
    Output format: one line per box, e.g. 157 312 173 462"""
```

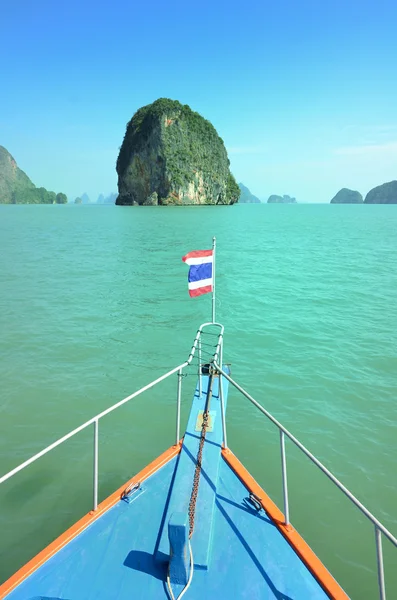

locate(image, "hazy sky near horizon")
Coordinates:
1 0 396 203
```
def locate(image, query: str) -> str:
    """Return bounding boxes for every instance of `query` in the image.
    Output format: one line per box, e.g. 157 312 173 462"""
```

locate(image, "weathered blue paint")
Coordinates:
3 371 334 599
168 512 190 585
4 456 331 599
156 369 230 569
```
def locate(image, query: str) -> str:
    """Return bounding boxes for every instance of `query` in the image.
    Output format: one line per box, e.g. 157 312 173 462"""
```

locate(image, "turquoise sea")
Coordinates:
0 203 396 598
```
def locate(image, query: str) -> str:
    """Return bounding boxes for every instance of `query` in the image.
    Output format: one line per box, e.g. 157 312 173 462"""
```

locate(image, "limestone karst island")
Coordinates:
1 110 397 205
0 145 66 204
330 188 363 204
364 181 397 204
329 183 397 204
116 98 240 206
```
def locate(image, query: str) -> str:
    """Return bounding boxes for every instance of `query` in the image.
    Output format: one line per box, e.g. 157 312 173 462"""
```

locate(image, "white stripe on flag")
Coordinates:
184 256 213 266
188 277 213 290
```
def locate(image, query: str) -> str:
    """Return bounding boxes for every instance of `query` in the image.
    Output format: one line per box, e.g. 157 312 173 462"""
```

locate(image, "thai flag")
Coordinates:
182 249 213 297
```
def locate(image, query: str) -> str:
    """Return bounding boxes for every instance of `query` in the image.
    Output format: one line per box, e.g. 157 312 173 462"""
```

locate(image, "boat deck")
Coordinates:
4 453 330 600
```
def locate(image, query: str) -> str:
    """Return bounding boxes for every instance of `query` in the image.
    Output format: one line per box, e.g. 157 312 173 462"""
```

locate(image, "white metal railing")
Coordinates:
212 361 397 600
1 322 395 600
0 323 224 514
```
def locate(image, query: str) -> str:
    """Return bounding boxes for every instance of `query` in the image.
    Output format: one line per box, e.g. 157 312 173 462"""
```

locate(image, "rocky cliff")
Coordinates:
0 145 63 204
330 188 363 204
364 181 397 204
238 183 261 203
116 98 240 206
0 145 35 203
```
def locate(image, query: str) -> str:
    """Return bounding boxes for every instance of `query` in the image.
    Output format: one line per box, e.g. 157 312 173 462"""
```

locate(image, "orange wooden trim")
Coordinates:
222 448 349 600
0 443 181 599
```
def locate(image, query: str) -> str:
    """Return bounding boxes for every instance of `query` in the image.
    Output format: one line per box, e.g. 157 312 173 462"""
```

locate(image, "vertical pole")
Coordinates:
280 430 290 525
93 419 99 511
176 368 182 445
212 236 216 324
198 337 202 399
375 526 386 600
219 338 228 449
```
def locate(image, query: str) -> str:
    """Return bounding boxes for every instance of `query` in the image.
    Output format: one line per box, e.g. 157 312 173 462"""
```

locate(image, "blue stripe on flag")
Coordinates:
188 262 212 282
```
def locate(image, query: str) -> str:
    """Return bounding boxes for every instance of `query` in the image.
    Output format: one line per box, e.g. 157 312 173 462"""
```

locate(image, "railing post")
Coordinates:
280 430 290 525
219 339 228 449
176 368 183 445
375 526 386 600
93 418 99 511
198 337 202 398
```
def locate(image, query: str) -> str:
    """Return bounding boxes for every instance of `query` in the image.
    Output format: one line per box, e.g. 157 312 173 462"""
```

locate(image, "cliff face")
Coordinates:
330 188 363 204
0 145 63 204
238 183 261 203
0 145 35 203
364 181 397 204
116 99 240 206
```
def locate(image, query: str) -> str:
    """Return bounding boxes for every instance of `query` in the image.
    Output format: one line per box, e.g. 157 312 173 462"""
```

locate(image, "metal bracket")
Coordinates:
122 482 144 504
195 410 216 432
247 492 263 512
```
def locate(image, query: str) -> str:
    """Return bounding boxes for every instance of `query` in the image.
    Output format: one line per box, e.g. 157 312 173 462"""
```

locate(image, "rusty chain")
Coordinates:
188 370 214 538
188 410 209 538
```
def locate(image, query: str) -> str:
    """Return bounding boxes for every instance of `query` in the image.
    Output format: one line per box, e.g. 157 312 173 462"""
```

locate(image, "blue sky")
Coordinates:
1 0 396 203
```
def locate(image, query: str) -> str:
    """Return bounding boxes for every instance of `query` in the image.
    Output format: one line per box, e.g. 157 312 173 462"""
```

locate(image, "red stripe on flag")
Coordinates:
182 249 213 262
188 285 213 298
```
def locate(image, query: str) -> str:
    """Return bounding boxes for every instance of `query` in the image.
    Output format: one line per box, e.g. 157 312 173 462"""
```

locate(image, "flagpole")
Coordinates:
212 236 216 323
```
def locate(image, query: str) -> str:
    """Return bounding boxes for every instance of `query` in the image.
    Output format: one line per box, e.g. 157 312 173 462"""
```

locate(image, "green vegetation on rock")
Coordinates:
56 193 67 204
238 183 261 203
1 145 35 203
0 145 66 204
12 187 56 204
116 98 240 206
364 181 397 204
330 188 363 203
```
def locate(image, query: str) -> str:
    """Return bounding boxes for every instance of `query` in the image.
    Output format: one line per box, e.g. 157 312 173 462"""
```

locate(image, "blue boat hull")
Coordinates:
0 368 348 599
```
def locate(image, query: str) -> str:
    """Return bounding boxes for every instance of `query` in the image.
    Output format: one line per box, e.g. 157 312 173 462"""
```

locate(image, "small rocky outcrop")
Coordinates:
238 183 261 203
267 194 296 203
116 98 240 206
364 181 397 204
330 188 363 204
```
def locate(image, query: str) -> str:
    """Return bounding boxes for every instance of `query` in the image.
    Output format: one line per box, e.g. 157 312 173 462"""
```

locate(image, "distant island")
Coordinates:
329 182 397 204
80 192 91 204
0 145 67 204
364 181 397 204
267 194 296 204
73 193 92 204
330 188 363 204
116 98 240 206
238 183 261 203
3 137 396 207
73 192 117 205
97 192 117 204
